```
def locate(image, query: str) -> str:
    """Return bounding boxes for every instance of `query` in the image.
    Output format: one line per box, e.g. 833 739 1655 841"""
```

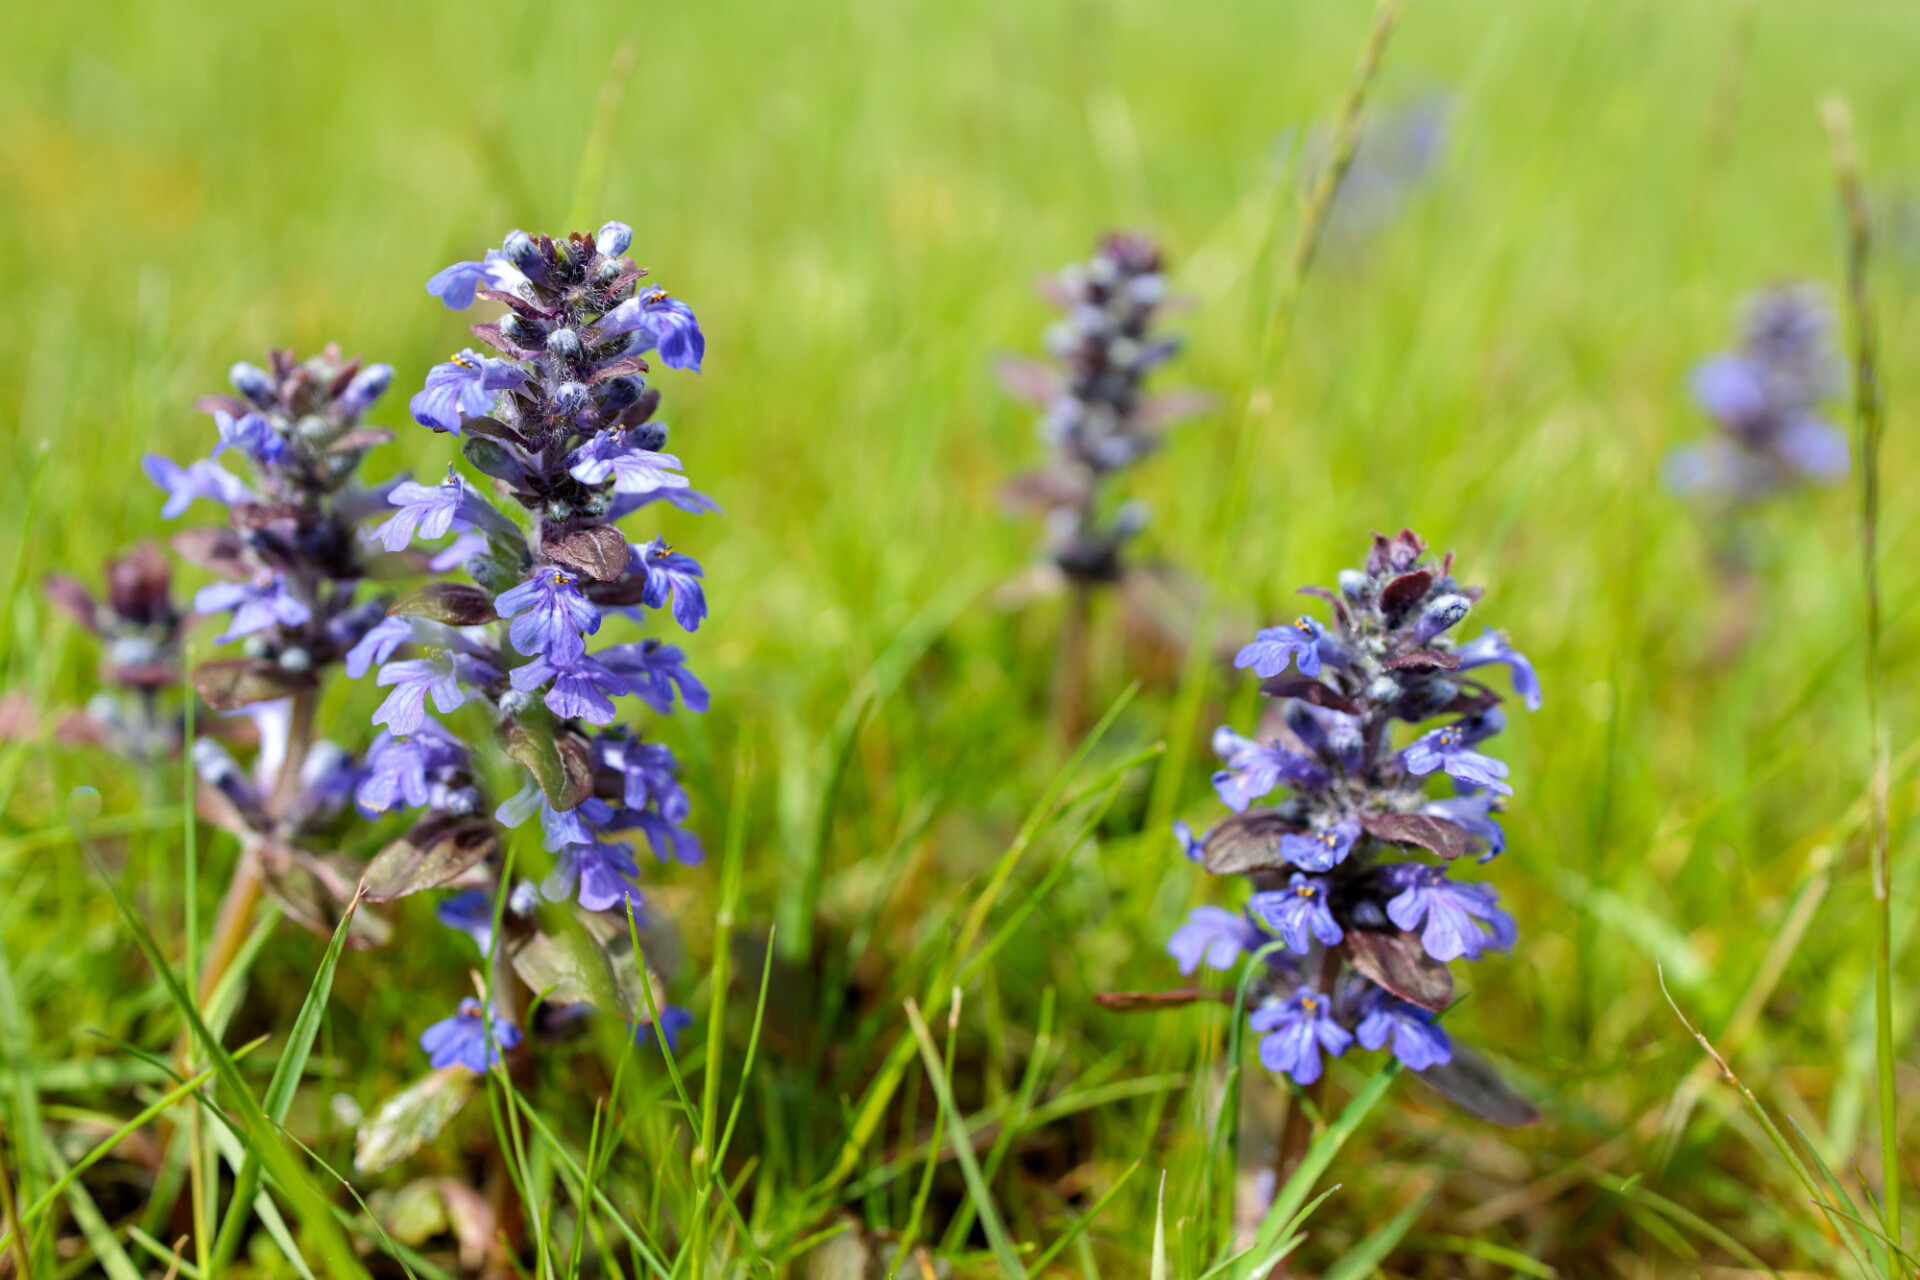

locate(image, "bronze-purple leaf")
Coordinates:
362 816 499 902
1000 468 1089 515
1295 585 1353 629
588 354 648 385
194 393 255 419
230 502 307 532
1094 989 1233 1012
1362 811 1470 861
255 842 389 949
192 659 318 712
459 416 531 447
389 582 499 626
329 427 397 454
993 354 1064 405
1386 649 1461 671
1378 570 1434 616
1200 809 1304 876
504 719 594 810
43 575 101 633
542 525 630 583
1137 388 1218 428
1257 674 1361 714
1413 1044 1539 1127
1343 929 1454 1012
171 527 252 580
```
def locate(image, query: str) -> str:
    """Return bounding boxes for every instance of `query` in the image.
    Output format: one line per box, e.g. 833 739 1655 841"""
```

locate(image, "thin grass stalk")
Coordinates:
1053 580 1094 748
0 1118 33 1280
1147 0 1409 836
1823 94 1898 1256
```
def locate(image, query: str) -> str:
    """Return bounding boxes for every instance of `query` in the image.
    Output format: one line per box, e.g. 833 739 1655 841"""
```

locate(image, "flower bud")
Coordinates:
546 327 582 359
599 376 642 415
499 689 536 715
1411 593 1471 645
1338 569 1367 600
631 421 668 451
552 381 589 417
230 362 278 408
278 647 312 672
338 363 393 416
504 230 549 284
596 221 633 257
500 314 536 345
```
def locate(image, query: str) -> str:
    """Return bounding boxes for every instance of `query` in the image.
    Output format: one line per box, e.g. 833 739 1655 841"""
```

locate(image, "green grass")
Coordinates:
5 0 1920 1274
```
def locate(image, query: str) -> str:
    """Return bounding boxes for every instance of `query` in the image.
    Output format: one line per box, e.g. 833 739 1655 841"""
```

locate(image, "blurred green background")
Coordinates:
5 0 1920 1275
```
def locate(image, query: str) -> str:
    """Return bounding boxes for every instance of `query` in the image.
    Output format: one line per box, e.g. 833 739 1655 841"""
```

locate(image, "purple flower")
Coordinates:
339 364 395 416
1453 630 1542 711
1285 702 1364 771
1235 618 1324 679
1209 727 1328 812
1401 723 1512 796
372 655 470 736
425 252 515 311
211 410 285 465
496 568 600 665
626 809 704 865
597 734 691 818
194 573 310 644
1168 906 1263 975
1172 820 1206 862
409 350 527 434
608 487 723 520
600 288 705 371
567 432 690 493
1354 990 1452 1070
1250 987 1352 1086
371 474 466 551
419 998 522 1073
635 1005 693 1053
632 538 707 632
435 889 497 954
1693 354 1768 426
143 454 256 518
596 221 633 257
429 531 491 573
1422 792 1506 862
510 653 623 725
344 615 413 678
356 721 473 815
1249 874 1344 954
1777 418 1850 481
545 840 644 913
1280 818 1359 873
1381 864 1516 962
596 640 708 714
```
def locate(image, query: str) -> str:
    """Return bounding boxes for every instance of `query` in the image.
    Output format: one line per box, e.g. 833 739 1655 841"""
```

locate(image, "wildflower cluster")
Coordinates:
357 222 712 1067
139 346 407 926
1666 284 1850 501
42 544 191 759
997 234 1210 584
1169 530 1540 1113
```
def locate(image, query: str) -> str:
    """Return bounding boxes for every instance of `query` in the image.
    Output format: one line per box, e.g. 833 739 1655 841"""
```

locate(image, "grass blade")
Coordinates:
903 998 1027 1280
209 884 367 1273
1321 1184 1436 1280
68 790 370 1280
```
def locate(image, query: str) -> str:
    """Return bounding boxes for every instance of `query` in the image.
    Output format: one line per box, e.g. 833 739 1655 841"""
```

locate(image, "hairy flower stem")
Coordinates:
191 690 316 1012
1052 581 1093 747
1825 95 1898 1253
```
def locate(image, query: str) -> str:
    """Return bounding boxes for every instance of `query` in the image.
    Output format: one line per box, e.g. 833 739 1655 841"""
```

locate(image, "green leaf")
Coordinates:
354 1067 480 1176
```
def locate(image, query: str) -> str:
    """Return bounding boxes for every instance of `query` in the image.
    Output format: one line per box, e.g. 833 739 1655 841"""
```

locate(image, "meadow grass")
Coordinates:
4 0 1920 1275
